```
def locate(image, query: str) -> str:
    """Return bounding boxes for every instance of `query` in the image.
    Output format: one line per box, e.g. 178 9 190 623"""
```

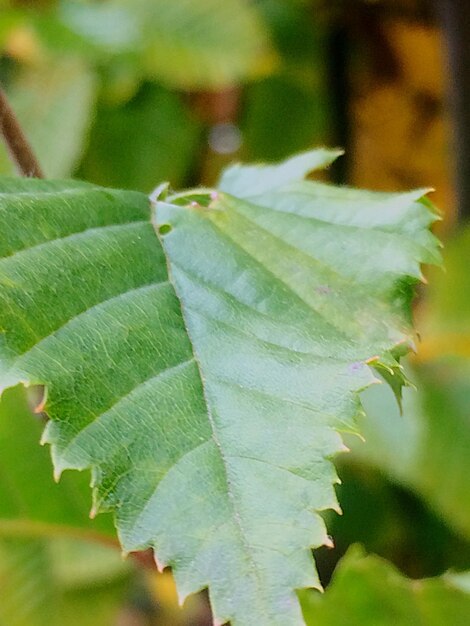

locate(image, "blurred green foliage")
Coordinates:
0 1 469 625
0 537 131 626
301 546 470 625
0 385 115 542
0 0 331 189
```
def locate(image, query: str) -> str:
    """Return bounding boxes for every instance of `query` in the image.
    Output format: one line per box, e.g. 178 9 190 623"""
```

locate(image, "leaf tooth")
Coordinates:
332 502 343 516
154 553 166 574
39 430 48 447
31 387 47 414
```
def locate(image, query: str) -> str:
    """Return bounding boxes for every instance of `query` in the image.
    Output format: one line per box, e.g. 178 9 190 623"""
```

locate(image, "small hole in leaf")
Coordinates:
158 224 172 235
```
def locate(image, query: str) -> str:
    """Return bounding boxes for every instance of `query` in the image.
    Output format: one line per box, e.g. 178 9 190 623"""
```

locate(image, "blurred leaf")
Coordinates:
418 227 470 360
0 386 128 624
0 3 139 62
0 12 25 49
0 152 439 625
416 361 470 540
242 1 332 161
60 0 277 89
50 537 129 587
79 83 201 191
355 363 470 541
300 546 470 625
59 1 140 55
0 539 56 626
0 536 130 626
256 0 325 67
52 538 131 626
129 0 277 88
326 454 470 582
0 58 95 178
0 385 116 543
2 0 276 89
350 228 470 540
242 73 331 161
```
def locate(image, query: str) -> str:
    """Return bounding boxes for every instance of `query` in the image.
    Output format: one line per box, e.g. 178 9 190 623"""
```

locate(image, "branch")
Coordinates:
0 85 44 178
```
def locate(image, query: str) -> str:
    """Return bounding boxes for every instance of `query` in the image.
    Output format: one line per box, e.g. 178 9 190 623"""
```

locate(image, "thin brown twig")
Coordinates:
0 85 44 178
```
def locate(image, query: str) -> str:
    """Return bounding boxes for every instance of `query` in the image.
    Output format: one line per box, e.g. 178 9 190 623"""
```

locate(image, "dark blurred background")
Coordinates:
0 1 469 625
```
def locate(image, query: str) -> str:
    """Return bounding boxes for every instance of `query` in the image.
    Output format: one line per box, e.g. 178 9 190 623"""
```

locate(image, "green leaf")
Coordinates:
300 546 470 625
0 385 116 543
0 538 56 626
356 364 470 541
242 2 333 161
242 73 331 162
218 148 342 196
0 536 130 626
0 151 439 625
132 0 277 88
0 58 95 178
350 227 470 540
418 226 470 355
0 386 130 625
60 0 277 89
78 83 202 192
2 0 276 89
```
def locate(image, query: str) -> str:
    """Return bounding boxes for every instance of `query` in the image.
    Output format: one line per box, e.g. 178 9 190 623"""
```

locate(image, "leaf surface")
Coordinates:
300 546 470 626
0 152 439 625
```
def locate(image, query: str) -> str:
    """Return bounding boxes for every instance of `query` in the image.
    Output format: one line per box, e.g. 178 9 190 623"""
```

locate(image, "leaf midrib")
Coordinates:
157 229 268 608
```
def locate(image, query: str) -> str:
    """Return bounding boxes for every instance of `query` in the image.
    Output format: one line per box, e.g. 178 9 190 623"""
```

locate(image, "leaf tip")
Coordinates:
312 580 324 594
330 147 345 158
149 182 170 204
332 502 343 516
